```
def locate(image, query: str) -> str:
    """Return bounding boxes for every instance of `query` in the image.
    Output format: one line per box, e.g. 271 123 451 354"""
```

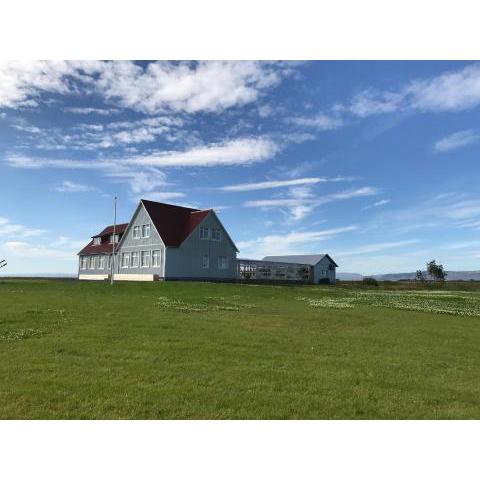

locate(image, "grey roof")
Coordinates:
262 254 338 267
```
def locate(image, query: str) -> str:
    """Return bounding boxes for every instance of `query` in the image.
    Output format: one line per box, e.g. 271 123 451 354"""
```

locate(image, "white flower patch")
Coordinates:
296 290 480 317
296 296 354 309
156 296 256 313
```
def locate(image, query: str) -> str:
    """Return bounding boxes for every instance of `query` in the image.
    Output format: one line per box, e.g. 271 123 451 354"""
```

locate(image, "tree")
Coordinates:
426 260 447 282
415 270 426 282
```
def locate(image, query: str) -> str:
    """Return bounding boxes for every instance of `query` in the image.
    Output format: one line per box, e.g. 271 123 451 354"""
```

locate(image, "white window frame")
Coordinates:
218 256 228 270
211 228 221 242
110 234 119 244
93 237 101 245
81 257 88 270
131 251 139 267
99 255 105 269
133 226 140 239
141 224 150 238
200 226 210 240
121 252 130 268
89 256 96 270
202 254 209 269
152 250 161 267
108 255 112 270
141 250 150 268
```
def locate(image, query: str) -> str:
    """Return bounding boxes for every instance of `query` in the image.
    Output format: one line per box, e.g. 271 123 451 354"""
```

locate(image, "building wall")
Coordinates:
313 256 336 283
78 253 116 276
116 204 166 276
164 211 237 280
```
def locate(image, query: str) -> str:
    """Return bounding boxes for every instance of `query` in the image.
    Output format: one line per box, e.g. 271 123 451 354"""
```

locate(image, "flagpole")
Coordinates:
111 196 117 285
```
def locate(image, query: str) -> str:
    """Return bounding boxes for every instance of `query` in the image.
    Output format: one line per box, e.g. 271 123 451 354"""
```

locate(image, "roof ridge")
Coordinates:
141 198 201 211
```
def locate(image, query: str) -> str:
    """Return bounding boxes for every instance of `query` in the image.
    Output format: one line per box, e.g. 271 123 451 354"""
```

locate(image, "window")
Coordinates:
141 250 150 267
202 254 209 269
89 256 96 269
152 250 161 267
199 227 209 240
109 234 119 244
131 251 139 267
141 224 150 238
108 255 112 270
99 256 105 269
218 256 228 269
93 236 101 245
133 226 140 239
121 252 130 268
81 257 88 270
211 228 221 241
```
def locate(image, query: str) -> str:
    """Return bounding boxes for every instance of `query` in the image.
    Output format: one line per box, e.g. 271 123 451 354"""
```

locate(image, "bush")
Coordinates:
362 277 379 286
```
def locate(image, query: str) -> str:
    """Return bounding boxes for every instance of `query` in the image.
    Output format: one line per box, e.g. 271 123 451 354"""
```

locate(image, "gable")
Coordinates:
141 199 210 247
182 210 239 252
78 223 129 255
116 201 164 250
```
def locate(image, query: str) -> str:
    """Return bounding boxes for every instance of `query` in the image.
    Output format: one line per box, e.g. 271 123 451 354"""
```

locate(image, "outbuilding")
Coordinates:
261 254 338 284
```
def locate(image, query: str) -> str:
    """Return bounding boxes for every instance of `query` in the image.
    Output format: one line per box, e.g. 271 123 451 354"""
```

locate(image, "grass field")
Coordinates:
1 278 480 419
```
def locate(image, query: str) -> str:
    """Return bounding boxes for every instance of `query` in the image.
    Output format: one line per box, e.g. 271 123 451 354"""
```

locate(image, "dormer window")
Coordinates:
211 228 221 241
93 237 101 245
109 234 119 244
141 224 150 238
200 227 209 240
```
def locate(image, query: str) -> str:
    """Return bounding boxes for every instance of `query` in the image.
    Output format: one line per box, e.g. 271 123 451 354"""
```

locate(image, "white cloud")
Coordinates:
95 61 284 114
335 239 420 256
14 115 184 152
106 168 168 194
129 137 279 168
295 63 480 128
135 191 185 203
0 60 79 108
245 186 377 208
433 129 480 153
3 241 72 259
0 217 45 238
0 61 289 114
351 62 480 116
219 176 352 192
54 180 94 193
443 240 480 250
347 90 403 117
237 226 356 259
6 137 278 170
362 199 391 210
371 194 480 235
290 113 344 130
64 107 118 115
245 186 379 222
407 63 480 112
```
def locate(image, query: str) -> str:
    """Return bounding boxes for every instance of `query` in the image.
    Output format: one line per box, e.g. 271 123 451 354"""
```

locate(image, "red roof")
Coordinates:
78 200 237 256
77 223 128 255
95 223 129 237
141 199 211 247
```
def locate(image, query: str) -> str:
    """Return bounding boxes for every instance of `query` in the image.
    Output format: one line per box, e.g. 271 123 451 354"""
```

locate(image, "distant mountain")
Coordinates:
337 271 480 281
336 272 364 281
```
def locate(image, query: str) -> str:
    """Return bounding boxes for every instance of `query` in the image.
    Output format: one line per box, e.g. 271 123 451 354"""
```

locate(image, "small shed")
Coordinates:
261 254 338 284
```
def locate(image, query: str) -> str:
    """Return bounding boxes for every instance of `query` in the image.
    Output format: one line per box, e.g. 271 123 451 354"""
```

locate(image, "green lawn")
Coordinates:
1 278 480 419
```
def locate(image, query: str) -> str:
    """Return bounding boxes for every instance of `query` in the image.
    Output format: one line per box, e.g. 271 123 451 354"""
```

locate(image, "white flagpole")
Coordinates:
110 196 117 285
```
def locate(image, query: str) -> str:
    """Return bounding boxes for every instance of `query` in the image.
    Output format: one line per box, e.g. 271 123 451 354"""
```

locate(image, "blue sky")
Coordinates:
1 60 480 274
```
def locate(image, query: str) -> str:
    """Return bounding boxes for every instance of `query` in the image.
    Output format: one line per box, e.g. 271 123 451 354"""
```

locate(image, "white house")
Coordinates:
78 199 338 284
